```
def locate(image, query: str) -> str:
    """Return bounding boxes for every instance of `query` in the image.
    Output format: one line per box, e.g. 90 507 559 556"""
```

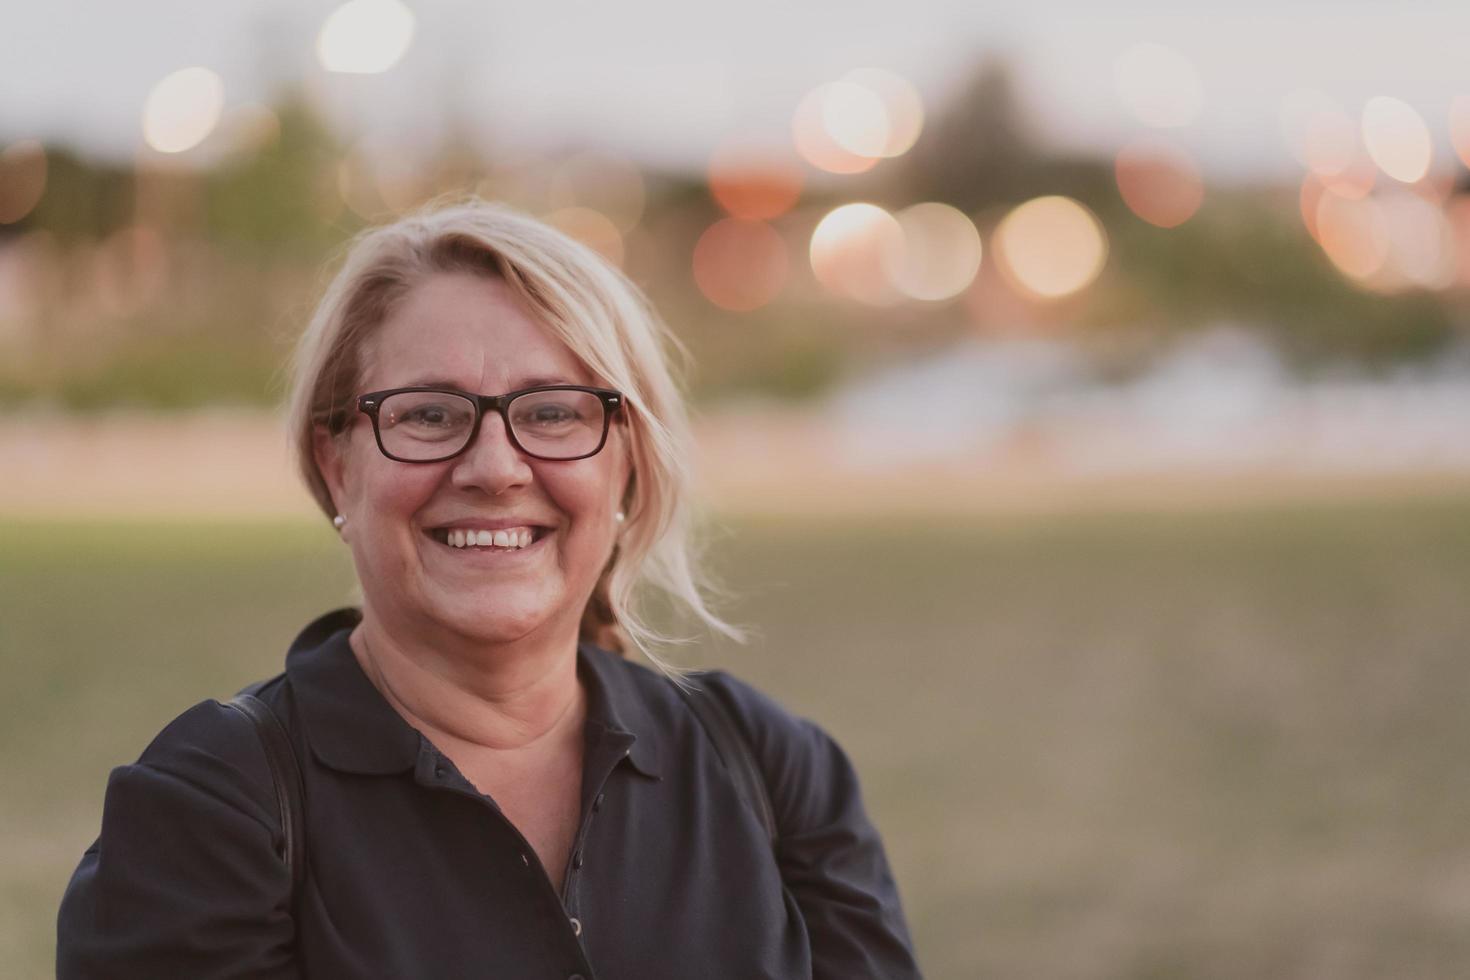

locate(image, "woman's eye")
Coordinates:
521 404 577 425
400 404 458 427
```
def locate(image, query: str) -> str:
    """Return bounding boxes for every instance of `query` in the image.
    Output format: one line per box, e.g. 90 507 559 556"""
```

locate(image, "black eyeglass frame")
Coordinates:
356 384 624 463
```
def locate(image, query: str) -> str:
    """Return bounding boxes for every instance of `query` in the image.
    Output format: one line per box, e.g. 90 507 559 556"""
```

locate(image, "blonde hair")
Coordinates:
287 199 739 667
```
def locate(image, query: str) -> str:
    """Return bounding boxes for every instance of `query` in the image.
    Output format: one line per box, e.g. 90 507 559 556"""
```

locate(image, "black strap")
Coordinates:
674 678 779 847
225 694 307 894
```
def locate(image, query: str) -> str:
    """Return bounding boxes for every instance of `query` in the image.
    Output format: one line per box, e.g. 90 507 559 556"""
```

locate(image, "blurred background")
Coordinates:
4 1 1470 977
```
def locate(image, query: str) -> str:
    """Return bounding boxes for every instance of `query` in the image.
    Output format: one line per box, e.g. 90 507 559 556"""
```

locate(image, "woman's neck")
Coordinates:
348 614 585 755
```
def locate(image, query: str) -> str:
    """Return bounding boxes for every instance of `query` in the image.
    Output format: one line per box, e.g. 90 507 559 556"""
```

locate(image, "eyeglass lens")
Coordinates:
377 389 607 461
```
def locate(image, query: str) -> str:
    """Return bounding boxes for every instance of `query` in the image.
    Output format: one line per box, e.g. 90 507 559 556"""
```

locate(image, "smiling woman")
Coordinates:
55 200 922 979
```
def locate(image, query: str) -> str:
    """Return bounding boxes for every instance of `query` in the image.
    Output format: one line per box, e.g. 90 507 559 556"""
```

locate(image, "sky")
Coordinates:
5 0 1470 181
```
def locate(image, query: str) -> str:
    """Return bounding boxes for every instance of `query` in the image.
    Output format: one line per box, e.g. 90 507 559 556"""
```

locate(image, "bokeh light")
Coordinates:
546 207 624 266
822 80 890 158
1361 96 1432 184
338 147 385 219
1114 137 1204 228
1315 192 1387 281
885 202 982 301
0 140 48 224
1445 194 1470 286
547 153 646 233
1319 157 1376 200
1280 89 1354 174
374 155 432 213
1448 96 1470 170
317 0 416 74
842 68 925 157
142 67 225 154
218 104 281 156
1376 190 1456 290
692 219 789 311
993 196 1108 299
1114 42 1203 128
707 140 804 220
1299 176 1325 242
792 86 879 174
809 203 903 305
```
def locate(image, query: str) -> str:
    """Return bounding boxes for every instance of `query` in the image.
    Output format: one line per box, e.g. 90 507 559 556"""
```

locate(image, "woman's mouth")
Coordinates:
426 525 550 552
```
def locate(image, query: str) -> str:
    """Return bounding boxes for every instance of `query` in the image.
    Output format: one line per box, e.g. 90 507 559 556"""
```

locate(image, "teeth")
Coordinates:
440 526 539 549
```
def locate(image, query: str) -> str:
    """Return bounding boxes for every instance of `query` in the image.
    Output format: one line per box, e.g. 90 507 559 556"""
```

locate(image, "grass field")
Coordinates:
5 497 1470 978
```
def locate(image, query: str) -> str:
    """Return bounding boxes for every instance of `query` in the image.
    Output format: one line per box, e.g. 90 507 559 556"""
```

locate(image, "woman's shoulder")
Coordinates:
119 683 289 828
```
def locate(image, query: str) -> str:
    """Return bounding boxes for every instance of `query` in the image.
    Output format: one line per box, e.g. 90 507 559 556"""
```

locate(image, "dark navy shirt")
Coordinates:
57 609 921 979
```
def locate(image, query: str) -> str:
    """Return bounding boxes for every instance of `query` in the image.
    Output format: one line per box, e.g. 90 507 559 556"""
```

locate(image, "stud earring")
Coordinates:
615 510 625 523
332 514 346 530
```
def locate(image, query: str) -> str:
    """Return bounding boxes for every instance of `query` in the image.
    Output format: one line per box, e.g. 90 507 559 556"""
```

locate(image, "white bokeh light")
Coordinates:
1361 96 1432 184
317 0 416 75
142 67 225 154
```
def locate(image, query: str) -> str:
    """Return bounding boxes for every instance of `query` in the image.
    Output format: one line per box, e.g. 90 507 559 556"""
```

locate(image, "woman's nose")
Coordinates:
449 413 533 494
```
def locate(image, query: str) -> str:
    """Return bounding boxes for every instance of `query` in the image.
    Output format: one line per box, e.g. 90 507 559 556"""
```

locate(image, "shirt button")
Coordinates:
568 917 583 937
433 766 446 778
592 793 605 812
520 852 530 867
572 851 584 869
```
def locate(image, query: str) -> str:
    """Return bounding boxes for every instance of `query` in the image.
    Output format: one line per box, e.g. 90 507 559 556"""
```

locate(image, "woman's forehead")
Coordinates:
363 273 593 389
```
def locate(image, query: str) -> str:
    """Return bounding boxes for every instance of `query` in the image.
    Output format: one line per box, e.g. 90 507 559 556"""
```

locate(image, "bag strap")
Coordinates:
673 678 779 847
225 693 307 894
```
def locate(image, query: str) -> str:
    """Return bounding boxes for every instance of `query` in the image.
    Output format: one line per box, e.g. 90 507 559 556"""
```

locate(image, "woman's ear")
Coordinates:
313 425 350 523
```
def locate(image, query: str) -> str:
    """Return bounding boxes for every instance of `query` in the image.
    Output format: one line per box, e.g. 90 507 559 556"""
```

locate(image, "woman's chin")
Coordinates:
427 593 562 647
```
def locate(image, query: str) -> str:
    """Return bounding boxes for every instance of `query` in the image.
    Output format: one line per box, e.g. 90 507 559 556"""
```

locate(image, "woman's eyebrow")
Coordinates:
395 375 581 391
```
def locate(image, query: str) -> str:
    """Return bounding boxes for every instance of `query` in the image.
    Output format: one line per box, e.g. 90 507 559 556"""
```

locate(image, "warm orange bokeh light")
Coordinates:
546 207 624 266
1299 176 1325 242
0 140 48 224
1376 190 1456 290
692 219 789 312
1114 137 1204 228
707 141 804 220
547 153 646 233
809 203 902 305
1448 96 1470 171
1319 156 1377 200
993 196 1108 299
1445 195 1470 286
1315 192 1387 281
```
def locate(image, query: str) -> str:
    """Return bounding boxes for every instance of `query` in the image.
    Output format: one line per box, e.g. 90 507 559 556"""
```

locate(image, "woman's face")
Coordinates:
317 272 630 651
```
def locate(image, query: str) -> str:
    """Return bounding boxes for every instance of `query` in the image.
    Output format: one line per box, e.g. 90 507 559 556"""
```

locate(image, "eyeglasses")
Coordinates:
357 385 623 463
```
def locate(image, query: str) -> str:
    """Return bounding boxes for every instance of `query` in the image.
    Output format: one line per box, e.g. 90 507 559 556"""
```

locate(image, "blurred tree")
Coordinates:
26 149 133 242
901 57 1113 211
204 95 347 255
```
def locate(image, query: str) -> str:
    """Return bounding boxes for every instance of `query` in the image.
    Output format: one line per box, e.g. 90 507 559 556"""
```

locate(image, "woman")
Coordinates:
57 201 922 978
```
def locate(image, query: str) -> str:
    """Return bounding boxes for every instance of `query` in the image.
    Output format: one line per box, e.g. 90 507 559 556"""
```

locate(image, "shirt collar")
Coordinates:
577 639 663 779
285 608 662 778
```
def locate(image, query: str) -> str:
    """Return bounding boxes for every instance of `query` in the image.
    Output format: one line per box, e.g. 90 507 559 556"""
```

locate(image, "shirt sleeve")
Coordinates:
703 673 924 980
56 700 300 979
